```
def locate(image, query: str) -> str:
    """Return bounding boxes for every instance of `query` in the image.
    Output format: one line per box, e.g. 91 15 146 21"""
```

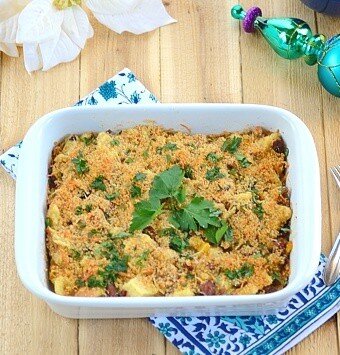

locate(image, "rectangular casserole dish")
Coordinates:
15 104 321 319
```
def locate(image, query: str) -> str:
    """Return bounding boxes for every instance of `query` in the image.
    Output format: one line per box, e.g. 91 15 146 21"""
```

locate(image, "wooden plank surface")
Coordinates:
0 1 339 355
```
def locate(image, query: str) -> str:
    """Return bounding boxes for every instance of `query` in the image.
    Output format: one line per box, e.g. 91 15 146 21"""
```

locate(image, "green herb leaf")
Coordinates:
72 152 89 175
87 276 105 288
75 206 83 215
225 263 254 280
85 204 93 212
75 278 86 287
221 136 242 153
149 165 184 200
170 197 221 232
164 142 178 151
111 139 120 146
142 150 149 158
134 172 146 182
70 249 82 261
234 152 251 168
206 167 225 181
105 192 119 201
129 198 162 232
169 234 189 253
253 204 264 220
108 232 131 239
130 185 142 198
184 165 194 179
206 152 221 163
125 157 134 164
45 217 52 228
136 250 151 266
204 221 233 245
80 135 94 146
88 229 99 237
91 176 106 191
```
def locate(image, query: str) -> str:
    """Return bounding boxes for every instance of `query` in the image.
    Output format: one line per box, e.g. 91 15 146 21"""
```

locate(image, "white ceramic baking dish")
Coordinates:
15 104 321 319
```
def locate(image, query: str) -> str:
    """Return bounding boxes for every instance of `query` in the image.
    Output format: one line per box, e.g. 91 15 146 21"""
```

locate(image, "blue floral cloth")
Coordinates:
1 68 339 355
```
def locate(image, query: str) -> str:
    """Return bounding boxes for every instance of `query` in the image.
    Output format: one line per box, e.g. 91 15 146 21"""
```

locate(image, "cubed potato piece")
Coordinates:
189 236 210 254
172 287 194 296
122 276 158 296
97 132 112 146
47 204 61 229
63 140 78 154
53 276 73 295
49 228 73 249
254 132 280 152
275 205 292 228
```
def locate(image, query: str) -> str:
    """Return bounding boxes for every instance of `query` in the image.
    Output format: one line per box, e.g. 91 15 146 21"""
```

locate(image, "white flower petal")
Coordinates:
0 42 19 56
40 29 81 71
62 5 93 49
17 0 64 43
0 0 30 56
0 14 20 43
85 0 176 35
23 42 43 72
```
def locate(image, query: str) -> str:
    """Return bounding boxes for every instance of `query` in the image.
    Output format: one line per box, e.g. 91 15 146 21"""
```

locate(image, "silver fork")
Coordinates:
324 166 340 286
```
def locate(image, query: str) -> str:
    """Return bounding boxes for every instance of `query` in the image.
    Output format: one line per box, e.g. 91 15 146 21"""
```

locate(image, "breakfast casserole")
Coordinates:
46 125 292 297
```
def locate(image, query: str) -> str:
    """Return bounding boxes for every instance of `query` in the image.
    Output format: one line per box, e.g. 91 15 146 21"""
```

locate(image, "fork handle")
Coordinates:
324 232 340 286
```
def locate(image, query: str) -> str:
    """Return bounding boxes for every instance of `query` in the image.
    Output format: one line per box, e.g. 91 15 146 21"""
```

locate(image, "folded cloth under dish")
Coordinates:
1 68 339 355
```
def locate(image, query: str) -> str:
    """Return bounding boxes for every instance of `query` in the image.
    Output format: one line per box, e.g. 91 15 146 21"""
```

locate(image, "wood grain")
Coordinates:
0 1 339 354
0 53 80 355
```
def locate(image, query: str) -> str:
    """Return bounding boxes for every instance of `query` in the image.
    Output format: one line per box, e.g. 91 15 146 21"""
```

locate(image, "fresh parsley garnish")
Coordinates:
91 176 106 191
72 152 89 175
129 198 162 232
75 206 83 215
164 142 178 151
234 152 251 168
88 229 99 237
204 221 233 245
75 278 85 287
105 192 119 201
134 172 146 182
111 139 120 146
251 184 264 219
184 165 194 179
45 218 52 228
169 196 221 232
221 136 242 153
108 232 131 239
206 152 221 163
149 165 184 200
136 250 151 266
225 263 254 280
130 185 142 198
206 167 225 181
169 234 189 253
80 135 94 146
125 157 134 164
87 276 105 288
85 204 93 212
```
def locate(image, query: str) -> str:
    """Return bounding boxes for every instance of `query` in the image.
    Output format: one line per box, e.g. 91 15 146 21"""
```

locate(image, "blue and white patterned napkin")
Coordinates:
1 68 339 355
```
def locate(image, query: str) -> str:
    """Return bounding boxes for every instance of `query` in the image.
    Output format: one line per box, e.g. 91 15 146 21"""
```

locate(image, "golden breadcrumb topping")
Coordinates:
46 125 292 297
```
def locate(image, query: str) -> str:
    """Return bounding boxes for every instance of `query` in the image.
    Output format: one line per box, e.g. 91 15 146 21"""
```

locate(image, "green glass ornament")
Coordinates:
231 5 340 98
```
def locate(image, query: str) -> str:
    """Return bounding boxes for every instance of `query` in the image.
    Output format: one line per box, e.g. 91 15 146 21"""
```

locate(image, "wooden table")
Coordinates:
0 1 339 354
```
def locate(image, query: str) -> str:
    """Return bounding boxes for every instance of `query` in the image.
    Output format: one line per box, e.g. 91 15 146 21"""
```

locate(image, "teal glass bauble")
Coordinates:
318 35 340 97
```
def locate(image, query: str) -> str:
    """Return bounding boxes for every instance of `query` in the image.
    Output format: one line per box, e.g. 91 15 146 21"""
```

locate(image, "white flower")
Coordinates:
0 0 30 56
0 0 176 72
85 0 176 35
17 0 93 72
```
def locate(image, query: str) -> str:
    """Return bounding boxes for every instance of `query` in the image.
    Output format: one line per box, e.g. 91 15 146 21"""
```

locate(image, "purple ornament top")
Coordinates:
243 6 262 33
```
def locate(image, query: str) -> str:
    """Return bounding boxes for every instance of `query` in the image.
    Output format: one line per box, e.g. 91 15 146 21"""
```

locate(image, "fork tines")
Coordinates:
331 166 340 189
